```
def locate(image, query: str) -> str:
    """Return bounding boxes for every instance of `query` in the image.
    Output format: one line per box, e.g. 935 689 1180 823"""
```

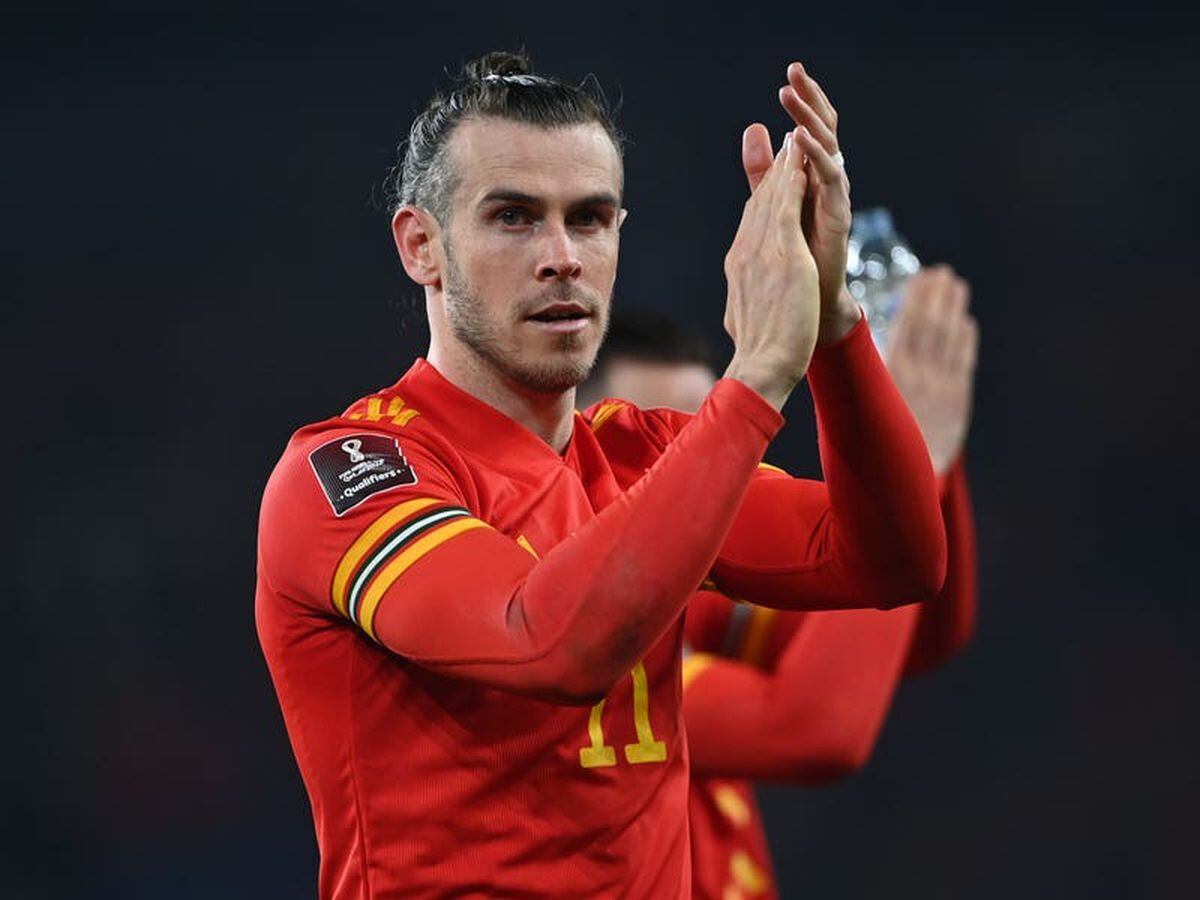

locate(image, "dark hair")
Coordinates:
388 50 624 225
578 310 715 407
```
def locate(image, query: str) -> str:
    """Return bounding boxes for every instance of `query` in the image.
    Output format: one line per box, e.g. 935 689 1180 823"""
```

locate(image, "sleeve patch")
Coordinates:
308 433 418 516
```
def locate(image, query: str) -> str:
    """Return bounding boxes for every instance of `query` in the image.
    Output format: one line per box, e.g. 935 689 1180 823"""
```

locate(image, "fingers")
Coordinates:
748 133 787 225
887 278 921 360
754 131 804 255
953 315 980 374
779 86 838 157
895 269 936 361
793 125 847 193
932 271 969 368
775 129 808 235
898 267 973 368
909 268 952 361
787 61 837 133
742 123 774 193
730 130 793 260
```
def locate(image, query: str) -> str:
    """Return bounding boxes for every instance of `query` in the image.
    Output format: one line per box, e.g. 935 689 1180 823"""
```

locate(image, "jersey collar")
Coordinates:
396 358 587 470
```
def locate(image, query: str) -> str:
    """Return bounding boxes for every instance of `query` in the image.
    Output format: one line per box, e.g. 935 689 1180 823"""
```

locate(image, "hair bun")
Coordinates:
463 51 533 81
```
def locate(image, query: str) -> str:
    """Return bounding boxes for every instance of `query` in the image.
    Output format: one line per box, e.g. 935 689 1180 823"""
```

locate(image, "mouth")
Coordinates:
525 302 593 334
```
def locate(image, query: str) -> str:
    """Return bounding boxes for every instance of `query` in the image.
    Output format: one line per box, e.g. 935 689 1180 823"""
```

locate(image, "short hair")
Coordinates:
388 50 624 225
578 310 715 407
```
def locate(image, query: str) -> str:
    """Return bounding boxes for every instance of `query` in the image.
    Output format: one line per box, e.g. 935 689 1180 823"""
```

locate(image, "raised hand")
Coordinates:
886 267 979 474
777 62 859 344
723 129 821 412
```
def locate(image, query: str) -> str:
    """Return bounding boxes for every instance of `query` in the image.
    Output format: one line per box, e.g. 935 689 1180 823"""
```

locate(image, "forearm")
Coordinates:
714 315 947 609
685 604 920 780
905 457 978 675
808 312 947 594
374 379 782 703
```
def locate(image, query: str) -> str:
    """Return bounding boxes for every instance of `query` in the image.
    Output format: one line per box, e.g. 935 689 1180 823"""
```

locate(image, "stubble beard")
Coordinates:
442 247 609 395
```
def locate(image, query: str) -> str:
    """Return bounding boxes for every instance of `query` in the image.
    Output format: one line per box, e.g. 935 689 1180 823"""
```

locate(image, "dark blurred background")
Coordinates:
7 5 1198 898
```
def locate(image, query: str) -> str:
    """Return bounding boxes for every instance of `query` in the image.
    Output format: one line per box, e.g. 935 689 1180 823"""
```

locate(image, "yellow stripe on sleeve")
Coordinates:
681 652 717 691
757 461 789 475
357 517 490 640
730 850 770 892
713 784 753 827
330 497 440 617
588 401 625 433
739 606 778 667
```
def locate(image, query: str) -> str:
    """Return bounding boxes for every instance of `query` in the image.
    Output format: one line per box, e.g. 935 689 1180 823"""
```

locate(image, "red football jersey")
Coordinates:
257 359 740 899
686 777 777 900
256 317 946 898
680 462 978 900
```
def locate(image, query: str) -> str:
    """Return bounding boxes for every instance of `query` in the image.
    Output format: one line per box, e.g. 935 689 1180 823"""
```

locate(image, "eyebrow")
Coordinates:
478 189 621 208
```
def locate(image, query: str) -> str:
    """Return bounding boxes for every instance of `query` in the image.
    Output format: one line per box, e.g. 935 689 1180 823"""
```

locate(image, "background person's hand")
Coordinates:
886 267 979 474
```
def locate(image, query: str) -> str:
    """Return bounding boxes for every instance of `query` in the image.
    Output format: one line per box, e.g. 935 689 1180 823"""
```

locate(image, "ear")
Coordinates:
391 205 441 286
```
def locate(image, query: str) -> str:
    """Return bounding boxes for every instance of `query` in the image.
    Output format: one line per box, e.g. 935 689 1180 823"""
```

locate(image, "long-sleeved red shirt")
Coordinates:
682 461 977 900
255 316 945 898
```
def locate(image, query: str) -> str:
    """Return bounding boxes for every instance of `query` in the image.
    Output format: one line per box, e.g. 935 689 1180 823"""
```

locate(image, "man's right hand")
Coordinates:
886 267 979 475
722 129 821 412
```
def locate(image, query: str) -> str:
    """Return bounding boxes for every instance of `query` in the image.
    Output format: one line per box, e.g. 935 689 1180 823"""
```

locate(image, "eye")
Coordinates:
569 208 610 229
497 207 531 227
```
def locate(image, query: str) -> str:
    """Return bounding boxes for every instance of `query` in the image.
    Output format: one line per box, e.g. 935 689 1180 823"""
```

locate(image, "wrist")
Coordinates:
817 291 862 346
929 441 965 480
723 355 799 412
930 450 954 479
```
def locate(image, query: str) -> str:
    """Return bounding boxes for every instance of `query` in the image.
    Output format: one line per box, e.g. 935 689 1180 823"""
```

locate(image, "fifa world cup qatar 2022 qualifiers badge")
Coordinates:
308 434 418 516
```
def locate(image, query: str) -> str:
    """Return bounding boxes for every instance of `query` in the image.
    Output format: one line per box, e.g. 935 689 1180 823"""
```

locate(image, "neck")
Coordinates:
427 343 577 454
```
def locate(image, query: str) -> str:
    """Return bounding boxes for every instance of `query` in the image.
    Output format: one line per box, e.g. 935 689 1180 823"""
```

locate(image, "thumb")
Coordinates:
742 123 773 193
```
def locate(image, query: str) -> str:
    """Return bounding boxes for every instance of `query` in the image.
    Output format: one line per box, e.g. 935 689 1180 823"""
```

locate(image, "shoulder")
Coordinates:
582 397 693 453
263 387 464 526
257 389 479 616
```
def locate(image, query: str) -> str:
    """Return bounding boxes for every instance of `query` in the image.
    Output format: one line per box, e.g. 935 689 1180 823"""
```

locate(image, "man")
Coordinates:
582 267 979 899
255 51 946 898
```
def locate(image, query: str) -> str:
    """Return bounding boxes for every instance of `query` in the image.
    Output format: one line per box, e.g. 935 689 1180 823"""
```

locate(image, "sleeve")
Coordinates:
683 601 921 781
709 316 947 610
257 424 478 623
690 459 979 676
903 456 978 675
684 589 808 667
258 378 783 705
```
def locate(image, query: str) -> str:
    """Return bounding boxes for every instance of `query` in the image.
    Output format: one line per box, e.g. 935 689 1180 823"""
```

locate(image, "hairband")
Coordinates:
481 73 544 86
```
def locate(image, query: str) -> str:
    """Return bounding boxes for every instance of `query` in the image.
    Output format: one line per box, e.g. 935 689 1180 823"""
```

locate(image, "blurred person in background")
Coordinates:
580 266 979 900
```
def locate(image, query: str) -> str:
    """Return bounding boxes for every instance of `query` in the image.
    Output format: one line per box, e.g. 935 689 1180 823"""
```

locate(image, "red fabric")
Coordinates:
254 318 944 898
681 461 978 900
905 458 977 674
257 363 778 900
687 779 779 900
684 604 922 782
595 315 947 611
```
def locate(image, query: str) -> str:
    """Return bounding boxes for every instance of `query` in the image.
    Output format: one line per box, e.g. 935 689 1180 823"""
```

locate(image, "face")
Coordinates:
603 359 716 414
437 118 625 394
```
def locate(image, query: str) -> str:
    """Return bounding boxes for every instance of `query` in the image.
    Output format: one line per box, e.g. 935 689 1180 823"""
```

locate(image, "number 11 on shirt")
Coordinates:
579 662 667 768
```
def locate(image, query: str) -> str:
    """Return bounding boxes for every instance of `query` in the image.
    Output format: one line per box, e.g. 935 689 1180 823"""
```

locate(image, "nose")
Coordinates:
535 222 583 282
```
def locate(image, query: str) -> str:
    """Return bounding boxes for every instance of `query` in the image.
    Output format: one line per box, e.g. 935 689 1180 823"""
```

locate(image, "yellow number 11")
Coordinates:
511 537 665 771
579 662 667 768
